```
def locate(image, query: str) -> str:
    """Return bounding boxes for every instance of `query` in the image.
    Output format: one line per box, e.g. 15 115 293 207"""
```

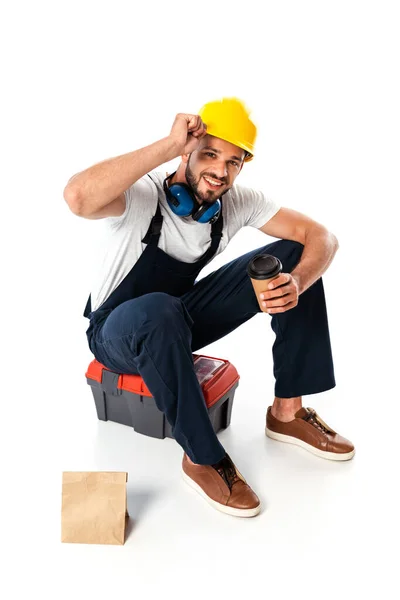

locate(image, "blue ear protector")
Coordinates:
163 173 221 224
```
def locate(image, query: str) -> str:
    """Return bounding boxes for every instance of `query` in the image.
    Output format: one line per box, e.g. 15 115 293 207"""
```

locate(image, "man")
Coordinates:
64 97 354 519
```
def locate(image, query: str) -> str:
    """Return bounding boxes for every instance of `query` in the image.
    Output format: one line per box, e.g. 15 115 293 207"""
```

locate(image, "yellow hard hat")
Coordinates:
198 97 257 162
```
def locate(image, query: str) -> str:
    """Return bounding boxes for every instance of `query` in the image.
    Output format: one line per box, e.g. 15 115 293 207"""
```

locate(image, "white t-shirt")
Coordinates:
88 170 280 312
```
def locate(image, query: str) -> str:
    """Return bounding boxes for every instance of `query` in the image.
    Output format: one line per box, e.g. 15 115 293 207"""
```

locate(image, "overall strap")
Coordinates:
198 204 224 264
142 174 163 245
141 202 163 245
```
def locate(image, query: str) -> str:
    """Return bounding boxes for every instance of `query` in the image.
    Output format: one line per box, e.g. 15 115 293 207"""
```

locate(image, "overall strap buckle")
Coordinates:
142 214 163 244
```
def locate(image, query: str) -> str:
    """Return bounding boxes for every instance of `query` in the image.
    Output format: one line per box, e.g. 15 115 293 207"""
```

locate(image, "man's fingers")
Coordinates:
192 125 207 138
171 113 207 154
263 300 298 314
262 294 294 309
174 114 207 143
187 115 200 131
260 283 291 300
266 273 290 290
188 115 205 132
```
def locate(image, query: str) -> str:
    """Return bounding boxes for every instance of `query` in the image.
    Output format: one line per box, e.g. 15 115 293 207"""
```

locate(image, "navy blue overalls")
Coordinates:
84 176 336 465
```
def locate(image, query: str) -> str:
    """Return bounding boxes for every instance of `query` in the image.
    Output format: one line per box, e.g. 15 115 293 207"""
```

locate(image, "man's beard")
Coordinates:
185 158 228 204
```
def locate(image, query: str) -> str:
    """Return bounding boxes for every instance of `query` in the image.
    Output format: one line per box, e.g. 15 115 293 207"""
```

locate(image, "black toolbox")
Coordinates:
86 354 240 439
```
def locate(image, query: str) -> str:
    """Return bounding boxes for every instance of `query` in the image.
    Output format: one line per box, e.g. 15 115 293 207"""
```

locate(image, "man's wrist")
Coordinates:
290 270 304 295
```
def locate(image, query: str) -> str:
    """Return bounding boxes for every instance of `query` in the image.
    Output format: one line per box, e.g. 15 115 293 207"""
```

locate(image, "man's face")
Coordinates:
184 135 245 204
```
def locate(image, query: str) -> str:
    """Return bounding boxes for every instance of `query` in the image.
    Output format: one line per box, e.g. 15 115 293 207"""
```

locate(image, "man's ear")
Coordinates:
181 153 190 164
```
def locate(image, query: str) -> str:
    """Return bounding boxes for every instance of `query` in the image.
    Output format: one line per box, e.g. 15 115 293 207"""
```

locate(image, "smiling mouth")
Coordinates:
203 175 224 189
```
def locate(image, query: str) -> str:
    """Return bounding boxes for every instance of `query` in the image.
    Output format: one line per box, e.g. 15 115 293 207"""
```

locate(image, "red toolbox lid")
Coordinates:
86 354 239 409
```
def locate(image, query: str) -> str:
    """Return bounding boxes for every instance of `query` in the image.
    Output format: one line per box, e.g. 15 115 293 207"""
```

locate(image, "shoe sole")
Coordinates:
181 469 261 518
265 426 355 461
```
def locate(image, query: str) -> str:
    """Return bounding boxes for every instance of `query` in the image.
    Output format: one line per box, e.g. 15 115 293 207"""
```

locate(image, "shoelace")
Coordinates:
212 455 240 490
304 409 331 435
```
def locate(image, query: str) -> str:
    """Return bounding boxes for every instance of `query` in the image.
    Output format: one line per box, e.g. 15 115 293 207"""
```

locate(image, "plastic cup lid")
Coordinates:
246 254 282 280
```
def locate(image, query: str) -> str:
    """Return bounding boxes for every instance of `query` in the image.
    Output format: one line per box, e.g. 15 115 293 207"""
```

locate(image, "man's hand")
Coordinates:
259 273 300 314
169 113 207 156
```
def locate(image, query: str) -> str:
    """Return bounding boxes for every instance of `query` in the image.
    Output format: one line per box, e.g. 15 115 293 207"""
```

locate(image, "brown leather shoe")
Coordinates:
182 452 261 517
265 406 355 461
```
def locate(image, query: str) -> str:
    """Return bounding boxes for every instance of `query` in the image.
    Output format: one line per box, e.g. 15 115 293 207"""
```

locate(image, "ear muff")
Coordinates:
164 178 196 217
192 199 221 224
163 174 221 224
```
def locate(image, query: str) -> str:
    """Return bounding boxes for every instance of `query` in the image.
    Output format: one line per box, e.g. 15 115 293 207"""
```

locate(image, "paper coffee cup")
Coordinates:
247 254 283 312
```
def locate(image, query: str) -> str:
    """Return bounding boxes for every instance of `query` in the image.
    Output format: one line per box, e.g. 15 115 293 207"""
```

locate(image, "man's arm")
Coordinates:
63 113 207 219
259 207 339 294
257 207 338 312
63 137 179 218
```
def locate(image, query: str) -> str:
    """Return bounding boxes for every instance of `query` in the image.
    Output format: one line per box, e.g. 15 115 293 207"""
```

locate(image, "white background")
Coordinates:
2 1 399 598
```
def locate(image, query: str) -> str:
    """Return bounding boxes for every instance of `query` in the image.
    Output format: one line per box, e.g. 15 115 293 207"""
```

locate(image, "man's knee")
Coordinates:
123 292 192 332
137 292 184 319
263 239 304 272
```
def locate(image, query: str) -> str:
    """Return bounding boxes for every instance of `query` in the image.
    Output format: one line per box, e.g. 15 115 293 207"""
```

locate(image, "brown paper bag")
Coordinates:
61 471 129 545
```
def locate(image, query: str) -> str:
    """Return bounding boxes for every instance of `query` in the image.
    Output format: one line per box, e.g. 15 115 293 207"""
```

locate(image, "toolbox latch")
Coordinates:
101 369 122 395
